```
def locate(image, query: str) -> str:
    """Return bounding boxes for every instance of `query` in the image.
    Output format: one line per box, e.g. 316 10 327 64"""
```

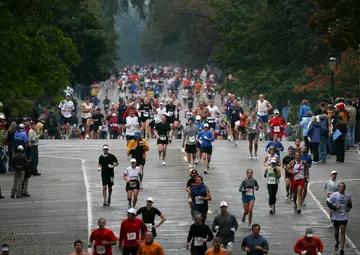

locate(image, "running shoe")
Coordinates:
162 161 166 166
249 154 253 159
107 197 111 206
340 249 344 255
204 169 208 174
273 205 276 214
140 183 143 190
234 142 238 147
189 164 192 168
297 208 301 214
269 209 274 214
334 243 339 252
254 154 258 159
247 225 251 230
242 215 246 223
103 202 107 207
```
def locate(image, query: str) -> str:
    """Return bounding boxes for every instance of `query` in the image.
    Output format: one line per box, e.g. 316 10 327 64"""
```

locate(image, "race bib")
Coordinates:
130 181 137 188
246 188 254 196
143 112 149 117
146 223 153 232
207 118 215 123
188 136 196 143
168 111 174 116
252 124 257 130
194 237 203 246
127 232 136 240
159 135 167 141
274 126 280 132
195 196 204 204
96 245 105 254
268 176 276 184
81 127 85 132
294 174 304 181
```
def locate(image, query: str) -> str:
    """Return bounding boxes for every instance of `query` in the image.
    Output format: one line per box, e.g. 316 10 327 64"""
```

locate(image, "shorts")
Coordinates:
93 125 100 132
242 194 255 203
333 220 348 227
231 122 236 129
185 144 197 154
136 158 146 166
82 118 89 126
258 115 268 123
47 127 58 137
196 141 201 148
126 180 140 191
126 135 135 141
208 122 216 129
291 179 305 189
238 126 246 133
248 133 258 141
200 146 212 155
117 118 126 125
122 246 139 255
61 115 71 125
140 117 150 123
101 174 114 187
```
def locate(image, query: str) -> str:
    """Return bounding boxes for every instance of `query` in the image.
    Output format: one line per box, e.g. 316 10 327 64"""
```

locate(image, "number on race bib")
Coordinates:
143 112 149 117
246 188 254 196
96 245 106 254
159 136 167 141
130 181 137 188
195 196 204 204
168 111 173 116
274 126 280 132
127 232 136 240
267 176 276 184
146 223 153 232
194 237 203 246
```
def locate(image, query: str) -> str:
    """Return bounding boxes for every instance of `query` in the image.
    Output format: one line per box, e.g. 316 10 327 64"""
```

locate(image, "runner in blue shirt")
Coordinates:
198 123 214 174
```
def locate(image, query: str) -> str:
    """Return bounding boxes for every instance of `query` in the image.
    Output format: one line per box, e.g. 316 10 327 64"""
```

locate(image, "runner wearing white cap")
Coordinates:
123 158 142 209
98 145 118 206
324 170 340 228
136 197 166 239
58 93 75 139
212 201 238 251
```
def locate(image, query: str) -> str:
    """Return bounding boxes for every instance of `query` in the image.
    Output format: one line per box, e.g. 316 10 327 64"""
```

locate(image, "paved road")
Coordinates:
0 139 359 255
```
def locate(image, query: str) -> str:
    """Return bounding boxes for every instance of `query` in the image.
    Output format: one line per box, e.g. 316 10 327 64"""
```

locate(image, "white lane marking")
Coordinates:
41 155 92 251
309 179 360 254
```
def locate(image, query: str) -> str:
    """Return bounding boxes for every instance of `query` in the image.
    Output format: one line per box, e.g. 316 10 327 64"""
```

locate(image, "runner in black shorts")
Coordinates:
98 145 119 206
123 158 142 208
166 100 176 142
155 115 171 166
182 117 199 168
282 146 295 200
138 98 152 139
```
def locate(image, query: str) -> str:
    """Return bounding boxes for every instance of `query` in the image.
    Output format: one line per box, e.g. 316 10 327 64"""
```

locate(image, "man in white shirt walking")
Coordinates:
58 93 75 138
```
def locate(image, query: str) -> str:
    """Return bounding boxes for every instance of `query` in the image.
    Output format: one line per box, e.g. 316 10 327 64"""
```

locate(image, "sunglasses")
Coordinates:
269 149 274 150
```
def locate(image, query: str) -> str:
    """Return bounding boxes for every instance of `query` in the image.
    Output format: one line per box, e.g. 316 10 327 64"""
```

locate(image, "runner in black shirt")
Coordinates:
155 115 171 166
136 197 166 238
166 100 176 142
282 146 295 200
138 98 152 139
92 107 104 139
98 144 119 206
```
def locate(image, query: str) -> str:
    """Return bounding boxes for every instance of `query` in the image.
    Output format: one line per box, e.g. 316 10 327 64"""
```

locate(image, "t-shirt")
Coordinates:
183 125 198 145
125 116 139 136
59 100 74 118
166 104 176 118
139 103 152 118
89 228 117 255
282 155 294 169
137 242 165 255
247 117 260 134
300 154 312 167
207 106 219 118
124 166 141 181
187 178 197 188
241 234 269 255
92 113 104 127
155 122 171 137
239 179 259 196
136 206 162 224
98 154 118 175
328 192 352 221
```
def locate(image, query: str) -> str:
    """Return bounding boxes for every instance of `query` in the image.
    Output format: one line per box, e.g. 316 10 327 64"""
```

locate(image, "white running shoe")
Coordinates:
254 154 258 159
248 225 252 230
249 154 253 159
162 161 166 166
204 169 208 174
189 164 192 168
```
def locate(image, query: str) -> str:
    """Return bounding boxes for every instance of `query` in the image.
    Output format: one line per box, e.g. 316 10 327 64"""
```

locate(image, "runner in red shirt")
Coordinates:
119 208 147 255
123 103 139 119
89 218 117 255
269 109 285 140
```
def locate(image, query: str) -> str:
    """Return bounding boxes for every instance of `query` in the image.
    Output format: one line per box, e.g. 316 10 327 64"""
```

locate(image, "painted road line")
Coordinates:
309 179 360 254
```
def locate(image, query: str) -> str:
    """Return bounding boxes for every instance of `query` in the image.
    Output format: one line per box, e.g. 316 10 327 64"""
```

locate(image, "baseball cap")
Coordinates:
112 113 117 117
159 101 164 105
130 158 137 163
204 123 209 128
305 228 314 237
196 115 201 120
19 123 25 129
102 145 109 150
274 109 280 114
127 208 136 215
1 244 9 252
134 131 141 137
17 145 24 151
270 158 277 164
66 93 71 97
190 169 198 175
146 197 154 202
331 170 338 175
220 201 228 207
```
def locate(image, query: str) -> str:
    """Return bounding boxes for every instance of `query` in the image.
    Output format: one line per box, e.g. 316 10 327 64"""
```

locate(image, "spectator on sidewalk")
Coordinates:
10 145 29 198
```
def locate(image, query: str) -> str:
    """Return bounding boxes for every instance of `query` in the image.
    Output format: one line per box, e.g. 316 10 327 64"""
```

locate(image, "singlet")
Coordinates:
166 104 176 118
82 103 93 119
207 106 219 119
265 166 280 184
266 154 279 165
293 160 305 180
257 100 268 116
324 180 340 198
207 247 226 255
247 117 260 134
191 185 208 211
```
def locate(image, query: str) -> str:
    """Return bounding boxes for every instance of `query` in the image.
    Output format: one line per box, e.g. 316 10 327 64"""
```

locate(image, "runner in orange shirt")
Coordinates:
205 237 232 255
136 231 165 255
194 81 202 101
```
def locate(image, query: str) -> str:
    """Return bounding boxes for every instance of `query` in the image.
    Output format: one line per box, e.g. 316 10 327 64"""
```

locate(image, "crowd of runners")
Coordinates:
0 65 357 255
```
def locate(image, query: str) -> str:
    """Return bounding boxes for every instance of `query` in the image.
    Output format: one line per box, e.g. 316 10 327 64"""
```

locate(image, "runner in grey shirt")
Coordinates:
182 117 199 168
324 170 340 228
327 182 352 254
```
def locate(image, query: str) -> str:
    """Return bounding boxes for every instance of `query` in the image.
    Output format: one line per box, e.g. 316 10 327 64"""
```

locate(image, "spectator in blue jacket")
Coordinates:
298 100 312 121
319 115 329 163
308 116 321 163
300 111 313 153
13 124 29 152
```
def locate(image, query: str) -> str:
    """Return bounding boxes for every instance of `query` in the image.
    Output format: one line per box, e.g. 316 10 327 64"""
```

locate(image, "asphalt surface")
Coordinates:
0 139 359 255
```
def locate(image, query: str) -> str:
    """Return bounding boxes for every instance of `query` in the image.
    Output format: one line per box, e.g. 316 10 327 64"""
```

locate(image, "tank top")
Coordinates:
257 100 268 116
266 154 279 165
293 160 305 180
248 117 260 134
207 247 226 255
191 185 208 211
82 103 93 118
